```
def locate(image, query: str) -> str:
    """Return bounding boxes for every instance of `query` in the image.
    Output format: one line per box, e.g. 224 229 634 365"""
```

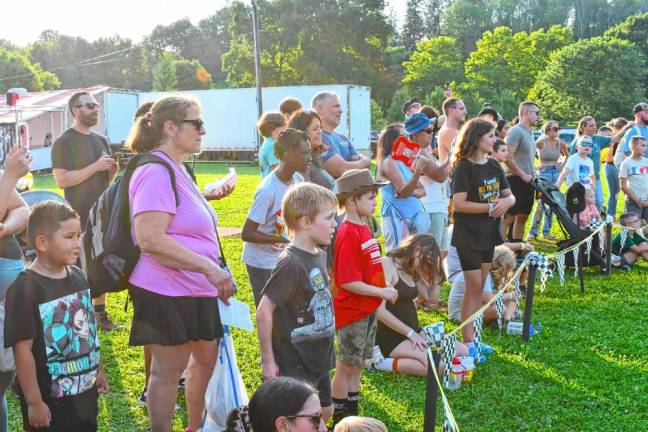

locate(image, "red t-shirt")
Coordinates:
333 220 386 328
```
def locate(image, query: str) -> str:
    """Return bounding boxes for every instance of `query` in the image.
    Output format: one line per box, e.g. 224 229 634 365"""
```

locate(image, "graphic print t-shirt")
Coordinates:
4 267 99 402
451 158 509 251
333 221 386 328
262 246 335 373
564 154 594 187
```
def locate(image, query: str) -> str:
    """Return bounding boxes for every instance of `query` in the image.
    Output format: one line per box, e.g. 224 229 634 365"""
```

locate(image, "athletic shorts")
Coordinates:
507 175 535 215
456 246 495 272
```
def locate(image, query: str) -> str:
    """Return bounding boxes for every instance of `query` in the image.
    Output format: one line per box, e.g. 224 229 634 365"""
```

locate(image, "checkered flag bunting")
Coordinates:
423 322 445 349
572 247 579 277
473 312 484 358
441 333 456 388
556 253 566 286
443 405 458 432
620 228 628 252
598 226 606 258
528 253 552 293
495 294 505 334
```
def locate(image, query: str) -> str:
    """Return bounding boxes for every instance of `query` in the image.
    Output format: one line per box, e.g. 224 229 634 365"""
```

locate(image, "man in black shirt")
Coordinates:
51 91 119 331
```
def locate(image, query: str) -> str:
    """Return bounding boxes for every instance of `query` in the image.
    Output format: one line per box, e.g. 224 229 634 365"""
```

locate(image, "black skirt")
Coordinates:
128 285 223 346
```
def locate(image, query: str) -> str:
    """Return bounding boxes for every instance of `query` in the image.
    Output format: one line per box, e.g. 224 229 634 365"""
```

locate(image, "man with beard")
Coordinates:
51 91 119 331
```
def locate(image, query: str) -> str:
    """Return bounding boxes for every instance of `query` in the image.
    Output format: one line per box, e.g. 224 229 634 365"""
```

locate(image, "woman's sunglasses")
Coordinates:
286 412 322 427
181 119 205 130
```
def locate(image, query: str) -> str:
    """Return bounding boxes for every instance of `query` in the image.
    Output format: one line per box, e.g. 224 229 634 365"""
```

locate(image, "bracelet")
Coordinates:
406 328 415 339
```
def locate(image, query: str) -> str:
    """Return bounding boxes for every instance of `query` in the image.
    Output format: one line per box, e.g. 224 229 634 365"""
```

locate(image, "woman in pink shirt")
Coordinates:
125 96 235 432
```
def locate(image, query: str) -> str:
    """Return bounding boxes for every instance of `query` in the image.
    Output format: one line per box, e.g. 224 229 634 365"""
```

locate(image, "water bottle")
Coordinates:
205 167 237 193
447 357 464 390
506 321 542 336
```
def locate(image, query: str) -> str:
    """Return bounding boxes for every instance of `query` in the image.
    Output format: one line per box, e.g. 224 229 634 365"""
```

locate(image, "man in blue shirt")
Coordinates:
621 102 648 157
312 91 370 178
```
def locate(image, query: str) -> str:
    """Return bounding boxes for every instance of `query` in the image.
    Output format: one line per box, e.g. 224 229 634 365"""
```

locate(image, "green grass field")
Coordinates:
8 164 648 431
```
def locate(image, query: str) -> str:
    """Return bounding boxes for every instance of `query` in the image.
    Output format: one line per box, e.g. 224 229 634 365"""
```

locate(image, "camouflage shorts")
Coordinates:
337 312 377 366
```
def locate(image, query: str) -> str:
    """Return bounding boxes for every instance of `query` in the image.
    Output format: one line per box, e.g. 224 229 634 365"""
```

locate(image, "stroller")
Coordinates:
530 178 605 267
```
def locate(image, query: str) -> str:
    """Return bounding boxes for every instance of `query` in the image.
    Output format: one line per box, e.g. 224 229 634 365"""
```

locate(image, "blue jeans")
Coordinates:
530 166 559 236
605 163 620 218
595 178 604 212
0 257 24 432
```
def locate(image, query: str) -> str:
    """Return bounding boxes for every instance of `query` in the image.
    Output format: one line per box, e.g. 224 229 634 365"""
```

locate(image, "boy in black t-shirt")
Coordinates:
256 183 338 424
4 201 108 431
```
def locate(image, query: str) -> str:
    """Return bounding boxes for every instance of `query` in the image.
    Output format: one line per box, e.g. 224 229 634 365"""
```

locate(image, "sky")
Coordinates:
1 0 407 47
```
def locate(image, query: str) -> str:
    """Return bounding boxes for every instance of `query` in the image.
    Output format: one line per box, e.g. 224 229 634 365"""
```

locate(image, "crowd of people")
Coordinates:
0 87 647 432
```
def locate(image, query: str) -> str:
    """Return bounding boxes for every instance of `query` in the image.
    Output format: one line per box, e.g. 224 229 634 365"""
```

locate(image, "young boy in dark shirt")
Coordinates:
256 182 339 424
4 201 108 431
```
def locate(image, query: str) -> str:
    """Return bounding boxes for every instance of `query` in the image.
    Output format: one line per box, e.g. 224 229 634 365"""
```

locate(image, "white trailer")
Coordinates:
140 84 371 152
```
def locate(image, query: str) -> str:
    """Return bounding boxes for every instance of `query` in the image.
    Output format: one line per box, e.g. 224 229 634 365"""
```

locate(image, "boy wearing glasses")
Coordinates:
556 136 595 190
619 136 648 220
612 212 648 270
51 91 119 331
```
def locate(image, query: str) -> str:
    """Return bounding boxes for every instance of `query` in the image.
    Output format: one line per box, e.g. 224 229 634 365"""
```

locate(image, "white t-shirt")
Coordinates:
619 156 648 201
564 154 594 187
448 273 494 322
419 154 449 214
242 171 303 269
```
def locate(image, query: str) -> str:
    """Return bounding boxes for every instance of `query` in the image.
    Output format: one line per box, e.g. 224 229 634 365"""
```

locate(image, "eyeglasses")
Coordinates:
75 102 100 111
181 119 205 130
286 412 322 428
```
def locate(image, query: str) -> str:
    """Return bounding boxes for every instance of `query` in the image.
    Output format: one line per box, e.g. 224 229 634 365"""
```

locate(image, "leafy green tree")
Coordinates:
385 87 411 123
0 47 60 92
571 0 648 40
370 99 387 130
402 36 463 95
443 0 495 55
402 0 425 52
529 37 647 122
152 52 177 91
605 12 648 90
175 58 212 90
464 26 571 108
422 0 448 38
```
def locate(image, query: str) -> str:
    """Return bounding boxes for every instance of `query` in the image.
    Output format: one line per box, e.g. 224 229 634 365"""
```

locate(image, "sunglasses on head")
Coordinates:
181 119 204 130
286 412 322 427
75 102 100 110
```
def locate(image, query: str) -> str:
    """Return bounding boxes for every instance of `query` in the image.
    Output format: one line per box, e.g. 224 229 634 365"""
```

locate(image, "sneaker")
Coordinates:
611 254 621 266
467 345 488 364
138 387 147 406
475 341 495 356
365 346 384 369
95 311 121 331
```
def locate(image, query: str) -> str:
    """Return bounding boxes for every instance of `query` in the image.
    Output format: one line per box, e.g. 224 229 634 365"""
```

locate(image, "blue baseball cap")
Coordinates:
404 112 435 136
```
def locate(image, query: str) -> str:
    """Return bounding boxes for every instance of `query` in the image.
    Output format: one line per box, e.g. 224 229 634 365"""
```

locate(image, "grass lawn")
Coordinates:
8 163 648 431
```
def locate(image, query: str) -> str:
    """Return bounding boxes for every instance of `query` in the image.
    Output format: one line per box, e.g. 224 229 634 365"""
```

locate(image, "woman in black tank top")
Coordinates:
373 234 468 376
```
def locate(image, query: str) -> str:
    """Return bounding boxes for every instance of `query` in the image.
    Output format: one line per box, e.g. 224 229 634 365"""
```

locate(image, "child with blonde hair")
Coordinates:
334 416 388 432
448 245 517 324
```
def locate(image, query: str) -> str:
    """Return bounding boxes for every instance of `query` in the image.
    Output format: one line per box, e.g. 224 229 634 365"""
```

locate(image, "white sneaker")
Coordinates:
365 345 384 368
611 254 621 266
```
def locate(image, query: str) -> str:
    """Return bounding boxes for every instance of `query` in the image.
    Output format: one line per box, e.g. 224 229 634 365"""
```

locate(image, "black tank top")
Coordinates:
376 268 420 356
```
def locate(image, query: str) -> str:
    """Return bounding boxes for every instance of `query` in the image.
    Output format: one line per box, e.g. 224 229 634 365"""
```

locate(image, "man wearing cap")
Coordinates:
311 92 370 179
402 98 421 118
437 98 467 162
621 102 648 157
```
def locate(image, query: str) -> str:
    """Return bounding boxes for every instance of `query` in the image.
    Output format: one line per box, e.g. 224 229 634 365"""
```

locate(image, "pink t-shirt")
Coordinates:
572 203 600 227
128 151 221 297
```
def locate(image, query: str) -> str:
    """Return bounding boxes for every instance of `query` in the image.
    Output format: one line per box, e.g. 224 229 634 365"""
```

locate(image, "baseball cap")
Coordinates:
404 112 435 136
401 98 420 115
633 102 648 114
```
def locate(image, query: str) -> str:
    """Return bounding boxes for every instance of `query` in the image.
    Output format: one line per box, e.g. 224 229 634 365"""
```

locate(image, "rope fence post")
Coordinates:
605 220 612 276
522 260 537 342
423 348 440 432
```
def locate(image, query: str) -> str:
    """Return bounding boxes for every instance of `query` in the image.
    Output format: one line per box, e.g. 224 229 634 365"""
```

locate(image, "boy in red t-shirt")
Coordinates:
330 169 398 424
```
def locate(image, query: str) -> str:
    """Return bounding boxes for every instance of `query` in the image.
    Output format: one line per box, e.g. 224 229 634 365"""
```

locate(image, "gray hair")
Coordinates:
311 91 338 110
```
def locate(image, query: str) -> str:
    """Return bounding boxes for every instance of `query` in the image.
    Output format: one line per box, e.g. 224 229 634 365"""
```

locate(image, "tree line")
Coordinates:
0 1 646 124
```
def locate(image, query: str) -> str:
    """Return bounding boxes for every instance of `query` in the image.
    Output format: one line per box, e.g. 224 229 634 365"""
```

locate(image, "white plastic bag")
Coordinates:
201 326 248 432
0 303 15 372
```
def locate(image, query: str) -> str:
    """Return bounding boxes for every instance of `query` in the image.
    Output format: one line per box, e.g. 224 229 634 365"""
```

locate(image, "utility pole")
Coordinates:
251 0 263 151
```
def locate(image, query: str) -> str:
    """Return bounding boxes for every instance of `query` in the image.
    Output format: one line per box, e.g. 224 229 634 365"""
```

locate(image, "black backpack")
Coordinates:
82 153 194 298
565 182 586 217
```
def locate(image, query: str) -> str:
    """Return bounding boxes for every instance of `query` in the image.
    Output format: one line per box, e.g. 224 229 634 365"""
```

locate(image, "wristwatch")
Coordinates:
406 328 415 339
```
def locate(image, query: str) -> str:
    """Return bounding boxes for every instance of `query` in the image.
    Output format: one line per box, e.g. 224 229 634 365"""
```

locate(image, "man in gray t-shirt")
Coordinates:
502 101 540 243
